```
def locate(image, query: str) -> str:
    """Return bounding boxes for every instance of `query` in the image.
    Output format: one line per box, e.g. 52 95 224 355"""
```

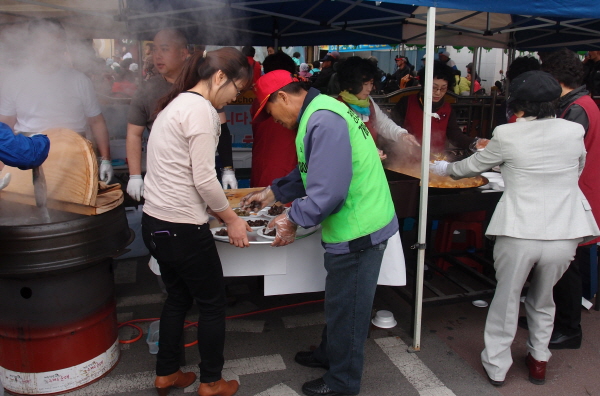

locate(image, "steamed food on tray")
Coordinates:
233 208 250 216
388 164 487 188
215 228 228 237
247 219 268 227
264 228 277 237
268 205 286 216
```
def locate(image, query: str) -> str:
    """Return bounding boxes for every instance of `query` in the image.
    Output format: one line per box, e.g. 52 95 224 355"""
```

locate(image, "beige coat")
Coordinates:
448 117 600 242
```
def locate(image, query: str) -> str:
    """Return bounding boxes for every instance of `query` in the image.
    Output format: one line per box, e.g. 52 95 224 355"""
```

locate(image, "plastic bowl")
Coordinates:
371 310 397 328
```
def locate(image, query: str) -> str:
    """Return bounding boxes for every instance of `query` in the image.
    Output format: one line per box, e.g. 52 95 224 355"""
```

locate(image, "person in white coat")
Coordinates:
430 71 600 387
335 56 420 159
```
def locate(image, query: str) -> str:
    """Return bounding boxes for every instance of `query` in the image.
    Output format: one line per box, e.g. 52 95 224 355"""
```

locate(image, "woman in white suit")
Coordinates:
430 71 600 387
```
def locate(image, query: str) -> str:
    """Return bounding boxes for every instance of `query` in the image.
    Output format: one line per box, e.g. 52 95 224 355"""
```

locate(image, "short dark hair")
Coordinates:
268 82 307 103
241 45 255 57
293 52 301 58
336 56 378 95
508 99 556 119
262 52 296 74
312 60 320 69
541 48 584 89
418 61 456 91
506 56 540 81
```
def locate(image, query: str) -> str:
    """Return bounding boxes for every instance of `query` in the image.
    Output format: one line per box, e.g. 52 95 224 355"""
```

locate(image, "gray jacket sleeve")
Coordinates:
271 167 305 203
287 110 353 228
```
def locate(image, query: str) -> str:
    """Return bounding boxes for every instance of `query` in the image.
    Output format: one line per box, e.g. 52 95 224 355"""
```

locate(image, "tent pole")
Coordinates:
477 48 483 87
410 5 436 353
470 47 478 95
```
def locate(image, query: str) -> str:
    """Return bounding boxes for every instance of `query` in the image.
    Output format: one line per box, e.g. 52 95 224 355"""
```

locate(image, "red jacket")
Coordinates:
249 99 298 188
562 95 600 245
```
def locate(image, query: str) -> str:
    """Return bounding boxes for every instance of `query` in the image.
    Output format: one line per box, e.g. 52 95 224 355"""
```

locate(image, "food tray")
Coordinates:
211 225 320 245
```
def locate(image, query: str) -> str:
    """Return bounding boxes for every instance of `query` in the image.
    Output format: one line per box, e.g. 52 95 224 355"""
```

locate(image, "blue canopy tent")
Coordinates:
121 0 600 50
2 1 600 50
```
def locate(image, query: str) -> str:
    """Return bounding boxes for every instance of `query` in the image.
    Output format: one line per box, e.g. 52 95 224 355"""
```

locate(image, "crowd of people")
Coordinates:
2 16 600 396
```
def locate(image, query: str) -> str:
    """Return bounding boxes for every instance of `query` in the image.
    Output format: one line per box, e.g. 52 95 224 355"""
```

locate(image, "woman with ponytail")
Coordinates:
141 47 252 396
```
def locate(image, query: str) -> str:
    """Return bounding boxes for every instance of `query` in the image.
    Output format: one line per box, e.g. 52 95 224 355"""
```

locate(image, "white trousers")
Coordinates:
481 236 580 381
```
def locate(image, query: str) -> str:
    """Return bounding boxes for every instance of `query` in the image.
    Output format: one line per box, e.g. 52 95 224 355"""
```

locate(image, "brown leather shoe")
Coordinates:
197 378 239 396
526 353 547 385
155 370 197 396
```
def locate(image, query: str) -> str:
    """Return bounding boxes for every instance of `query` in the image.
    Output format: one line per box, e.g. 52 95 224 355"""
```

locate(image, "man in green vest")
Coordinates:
240 70 399 396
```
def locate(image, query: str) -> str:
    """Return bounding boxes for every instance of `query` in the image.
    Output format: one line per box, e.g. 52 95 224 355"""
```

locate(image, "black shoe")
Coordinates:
518 316 528 330
549 330 582 350
301 378 353 396
295 351 330 369
482 365 504 387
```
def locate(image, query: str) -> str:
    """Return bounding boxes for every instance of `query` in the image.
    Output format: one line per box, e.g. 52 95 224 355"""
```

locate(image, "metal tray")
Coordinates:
211 224 320 245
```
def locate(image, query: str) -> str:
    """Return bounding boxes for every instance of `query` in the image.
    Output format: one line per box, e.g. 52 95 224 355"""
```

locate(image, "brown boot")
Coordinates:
155 370 197 396
526 353 547 385
197 378 239 396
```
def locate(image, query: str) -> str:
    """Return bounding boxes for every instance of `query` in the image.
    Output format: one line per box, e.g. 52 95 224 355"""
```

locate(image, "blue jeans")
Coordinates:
142 214 226 383
312 241 387 395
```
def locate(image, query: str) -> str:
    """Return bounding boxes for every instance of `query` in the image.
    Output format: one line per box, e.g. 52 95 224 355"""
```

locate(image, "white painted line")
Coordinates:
281 312 325 329
68 365 195 396
113 259 138 284
255 383 301 396
116 293 165 308
183 355 286 392
67 355 285 395
224 354 286 376
226 319 265 333
375 337 456 396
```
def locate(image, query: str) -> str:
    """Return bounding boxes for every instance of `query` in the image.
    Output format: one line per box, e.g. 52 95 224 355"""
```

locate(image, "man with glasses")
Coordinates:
126 29 237 202
391 61 488 153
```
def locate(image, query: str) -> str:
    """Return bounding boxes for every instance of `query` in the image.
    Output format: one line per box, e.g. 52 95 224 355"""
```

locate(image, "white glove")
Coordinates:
429 160 450 176
221 168 238 190
127 175 144 201
0 173 11 190
99 160 114 183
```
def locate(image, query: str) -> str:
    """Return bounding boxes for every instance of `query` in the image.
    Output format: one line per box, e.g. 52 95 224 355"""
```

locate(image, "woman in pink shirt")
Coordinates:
142 47 251 396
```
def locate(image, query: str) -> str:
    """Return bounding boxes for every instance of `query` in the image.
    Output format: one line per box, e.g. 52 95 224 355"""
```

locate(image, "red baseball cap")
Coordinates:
253 70 298 121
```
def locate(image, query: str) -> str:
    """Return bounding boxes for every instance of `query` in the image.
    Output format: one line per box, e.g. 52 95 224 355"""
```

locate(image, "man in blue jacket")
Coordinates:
0 122 50 189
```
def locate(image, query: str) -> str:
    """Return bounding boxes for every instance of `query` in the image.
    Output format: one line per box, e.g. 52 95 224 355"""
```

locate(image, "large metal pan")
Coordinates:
384 168 489 193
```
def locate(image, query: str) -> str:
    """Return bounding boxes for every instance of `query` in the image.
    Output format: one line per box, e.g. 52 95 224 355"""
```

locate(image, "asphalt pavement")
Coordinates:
22 249 599 396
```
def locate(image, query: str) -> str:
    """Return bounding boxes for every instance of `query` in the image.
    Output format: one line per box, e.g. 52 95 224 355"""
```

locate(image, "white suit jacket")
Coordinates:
448 117 600 242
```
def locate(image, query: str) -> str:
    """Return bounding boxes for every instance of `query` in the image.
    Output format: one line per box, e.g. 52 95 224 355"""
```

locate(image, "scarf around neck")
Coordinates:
340 90 370 115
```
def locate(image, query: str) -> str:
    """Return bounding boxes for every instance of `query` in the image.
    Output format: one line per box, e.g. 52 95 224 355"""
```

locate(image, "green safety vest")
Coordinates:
296 94 395 243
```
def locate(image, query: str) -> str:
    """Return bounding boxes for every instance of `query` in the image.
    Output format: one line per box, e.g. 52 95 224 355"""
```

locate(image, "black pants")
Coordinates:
552 245 591 336
142 213 226 382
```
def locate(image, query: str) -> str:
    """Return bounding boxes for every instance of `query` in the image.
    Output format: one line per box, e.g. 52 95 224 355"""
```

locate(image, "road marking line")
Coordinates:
281 312 325 328
375 337 456 396
116 293 165 307
255 383 301 396
69 354 286 395
67 368 174 396
113 259 138 284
